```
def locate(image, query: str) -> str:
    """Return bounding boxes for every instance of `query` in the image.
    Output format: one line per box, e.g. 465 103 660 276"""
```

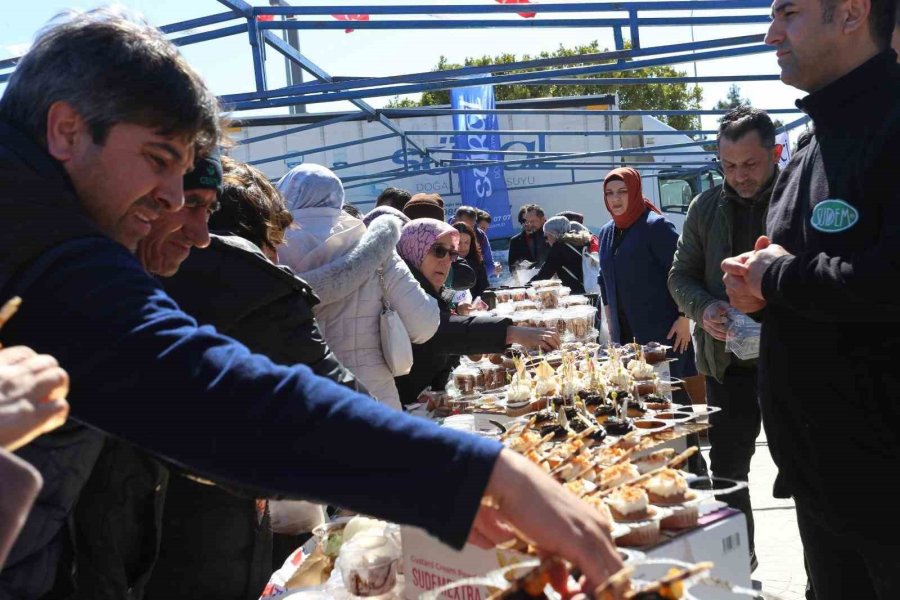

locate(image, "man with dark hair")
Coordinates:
403 192 445 221
508 203 549 270
375 186 412 212
722 1 900 597
556 210 584 224
476 209 492 233
669 106 781 571
0 10 621 597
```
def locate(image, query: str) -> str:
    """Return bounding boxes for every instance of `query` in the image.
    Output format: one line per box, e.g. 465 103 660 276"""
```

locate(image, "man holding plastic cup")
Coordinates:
668 106 782 572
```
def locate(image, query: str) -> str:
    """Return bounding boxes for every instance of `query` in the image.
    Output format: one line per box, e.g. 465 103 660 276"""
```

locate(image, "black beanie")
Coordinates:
183 152 223 195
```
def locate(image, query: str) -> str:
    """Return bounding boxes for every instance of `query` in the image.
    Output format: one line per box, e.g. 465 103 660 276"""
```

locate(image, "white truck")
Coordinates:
228 105 720 235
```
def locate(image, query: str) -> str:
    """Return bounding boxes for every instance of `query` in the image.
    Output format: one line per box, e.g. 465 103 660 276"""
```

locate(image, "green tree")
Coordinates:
715 83 750 111
714 85 784 128
385 41 704 131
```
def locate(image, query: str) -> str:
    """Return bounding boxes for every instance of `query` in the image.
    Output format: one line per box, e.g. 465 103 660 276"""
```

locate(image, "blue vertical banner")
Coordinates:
450 83 514 239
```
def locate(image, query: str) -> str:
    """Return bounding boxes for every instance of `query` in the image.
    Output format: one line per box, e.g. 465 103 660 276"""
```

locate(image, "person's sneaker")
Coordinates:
750 551 759 573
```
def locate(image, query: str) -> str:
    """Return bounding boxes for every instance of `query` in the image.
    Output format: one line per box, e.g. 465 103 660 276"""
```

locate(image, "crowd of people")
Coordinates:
2 2 900 600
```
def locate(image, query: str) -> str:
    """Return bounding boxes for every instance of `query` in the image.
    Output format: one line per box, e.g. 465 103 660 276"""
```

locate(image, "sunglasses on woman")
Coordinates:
429 244 459 260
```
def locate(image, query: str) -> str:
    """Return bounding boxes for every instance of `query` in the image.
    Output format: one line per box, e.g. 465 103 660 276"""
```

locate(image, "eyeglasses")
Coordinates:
430 244 459 260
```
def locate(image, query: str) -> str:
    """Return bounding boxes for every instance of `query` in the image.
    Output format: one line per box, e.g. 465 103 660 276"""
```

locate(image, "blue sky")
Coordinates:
1 1 803 133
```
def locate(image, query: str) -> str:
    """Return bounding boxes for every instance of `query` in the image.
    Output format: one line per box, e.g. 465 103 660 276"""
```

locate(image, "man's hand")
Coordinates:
701 301 731 342
456 303 473 316
721 236 791 313
0 346 70 451
470 449 623 590
667 316 692 353
507 327 561 352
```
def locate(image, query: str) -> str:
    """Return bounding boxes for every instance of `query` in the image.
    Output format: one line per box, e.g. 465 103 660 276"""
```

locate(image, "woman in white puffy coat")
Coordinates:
276 164 439 410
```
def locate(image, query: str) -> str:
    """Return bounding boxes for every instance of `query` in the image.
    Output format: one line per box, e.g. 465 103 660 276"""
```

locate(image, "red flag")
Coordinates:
256 14 275 22
332 13 369 33
495 0 536 19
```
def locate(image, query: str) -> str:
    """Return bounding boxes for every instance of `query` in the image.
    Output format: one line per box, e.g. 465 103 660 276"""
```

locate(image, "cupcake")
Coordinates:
599 462 640 489
593 404 617 424
559 453 596 482
626 403 648 419
642 342 669 365
579 390 606 408
539 423 567 440
634 378 658 397
605 487 661 546
632 448 675 474
506 378 533 406
564 478 590 497
643 394 672 411
644 469 699 529
594 445 629 467
506 430 542 454
583 495 617 533
627 359 656 380
605 416 635 436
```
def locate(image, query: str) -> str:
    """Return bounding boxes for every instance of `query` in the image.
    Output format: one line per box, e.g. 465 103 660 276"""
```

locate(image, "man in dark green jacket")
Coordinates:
668 106 781 570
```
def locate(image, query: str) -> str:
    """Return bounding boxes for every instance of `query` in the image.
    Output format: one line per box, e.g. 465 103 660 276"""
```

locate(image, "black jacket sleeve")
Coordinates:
530 243 564 283
507 234 528 269
433 313 512 356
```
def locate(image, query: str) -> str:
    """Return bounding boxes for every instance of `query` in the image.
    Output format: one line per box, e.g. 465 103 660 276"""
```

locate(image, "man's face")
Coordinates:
62 120 194 252
765 0 848 92
136 188 216 277
477 219 490 233
719 131 781 199
524 210 545 234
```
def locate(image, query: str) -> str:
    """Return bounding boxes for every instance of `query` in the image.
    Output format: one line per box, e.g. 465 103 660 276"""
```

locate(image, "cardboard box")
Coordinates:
402 527 529 600
401 508 749 600
646 509 751 597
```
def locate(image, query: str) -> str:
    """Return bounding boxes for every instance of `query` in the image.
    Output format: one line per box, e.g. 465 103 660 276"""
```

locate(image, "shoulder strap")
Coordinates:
377 268 392 311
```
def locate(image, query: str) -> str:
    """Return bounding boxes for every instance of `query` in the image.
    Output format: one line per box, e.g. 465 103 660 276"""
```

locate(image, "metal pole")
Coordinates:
270 0 306 114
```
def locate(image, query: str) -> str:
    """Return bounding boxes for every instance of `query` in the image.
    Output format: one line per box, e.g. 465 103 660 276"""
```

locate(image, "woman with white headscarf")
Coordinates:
277 164 439 409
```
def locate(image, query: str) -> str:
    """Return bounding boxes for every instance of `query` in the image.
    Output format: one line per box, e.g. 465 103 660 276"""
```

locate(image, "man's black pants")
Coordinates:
796 500 900 600
705 366 761 554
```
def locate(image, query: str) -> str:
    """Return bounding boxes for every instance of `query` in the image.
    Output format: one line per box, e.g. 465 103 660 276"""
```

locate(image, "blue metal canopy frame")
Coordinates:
0 0 807 198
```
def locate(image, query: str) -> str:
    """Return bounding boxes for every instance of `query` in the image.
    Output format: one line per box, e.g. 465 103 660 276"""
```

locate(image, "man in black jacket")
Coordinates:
723 1 900 597
507 203 549 270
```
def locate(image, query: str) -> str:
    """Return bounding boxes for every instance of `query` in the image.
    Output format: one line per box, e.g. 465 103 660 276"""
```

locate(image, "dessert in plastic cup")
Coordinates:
337 532 400 597
605 487 664 547
644 469 700 529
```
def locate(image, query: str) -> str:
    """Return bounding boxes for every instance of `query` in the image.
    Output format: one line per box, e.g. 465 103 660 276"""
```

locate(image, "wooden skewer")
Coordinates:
501 415 535 441
569 424 599 443
0 296 21 333
520 431 555 456
571 460 600 484
547 451 583 476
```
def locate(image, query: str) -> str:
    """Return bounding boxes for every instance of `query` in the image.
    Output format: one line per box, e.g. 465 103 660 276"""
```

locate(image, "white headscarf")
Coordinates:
276 164 344 211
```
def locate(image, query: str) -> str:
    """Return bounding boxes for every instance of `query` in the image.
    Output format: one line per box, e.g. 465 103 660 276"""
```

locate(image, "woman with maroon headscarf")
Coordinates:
597 167 696 380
